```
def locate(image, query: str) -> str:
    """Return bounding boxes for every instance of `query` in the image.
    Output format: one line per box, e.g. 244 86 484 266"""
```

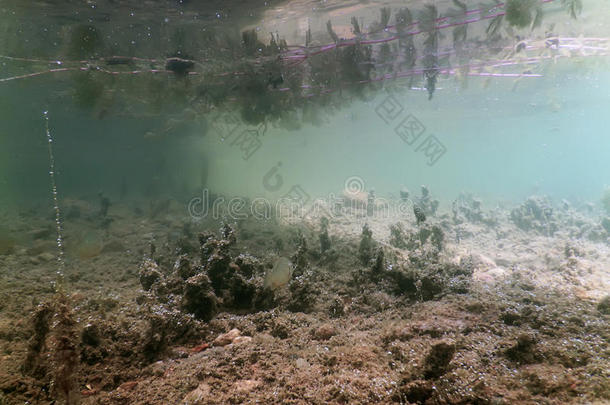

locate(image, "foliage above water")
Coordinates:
505 0 542 29
0 0 590 131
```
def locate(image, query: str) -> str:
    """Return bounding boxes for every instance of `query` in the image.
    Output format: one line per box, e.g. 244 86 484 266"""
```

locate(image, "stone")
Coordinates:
213 328 241 346
139 259 162 291
37 252 55 262
182 382 211 404
313 323 337 341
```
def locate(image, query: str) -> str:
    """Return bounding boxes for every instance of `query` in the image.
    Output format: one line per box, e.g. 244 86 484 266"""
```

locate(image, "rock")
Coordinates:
400 380 434 404
213 328 241 346
504 333 540 364
139 259 162 291
173 254 197 280
423 340 456 379
26 241 55 256
313 323 337 341
234 379 260 393
81 323 101 346
181 273 218 321
233 336 252 345
182 382 211 404
37 252 55 262
510 196 557 235
30 228 52 240
597 295 610 315
296 358 309 369
190 343 210 353
118 381 138 391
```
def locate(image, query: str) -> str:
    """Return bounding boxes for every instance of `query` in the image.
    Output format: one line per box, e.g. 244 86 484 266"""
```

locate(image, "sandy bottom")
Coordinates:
0 195 608 404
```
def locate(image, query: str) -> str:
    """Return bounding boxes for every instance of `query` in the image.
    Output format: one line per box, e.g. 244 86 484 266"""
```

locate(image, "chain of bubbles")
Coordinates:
44 111 66 285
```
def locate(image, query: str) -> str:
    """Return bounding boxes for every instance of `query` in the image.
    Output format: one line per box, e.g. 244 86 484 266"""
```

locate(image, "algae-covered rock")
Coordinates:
139 259 162 291
181 273 218 321
423 341 456 379
597 295 610 315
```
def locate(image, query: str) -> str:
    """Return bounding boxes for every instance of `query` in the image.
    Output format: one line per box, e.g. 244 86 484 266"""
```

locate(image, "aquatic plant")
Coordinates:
291 231 309 277
359 223 374 265
510 196 557 235
413 205 426 226
371 248 386 277
319 217 331 254
505 0 542 29
389 223 408 249
49 294 80 405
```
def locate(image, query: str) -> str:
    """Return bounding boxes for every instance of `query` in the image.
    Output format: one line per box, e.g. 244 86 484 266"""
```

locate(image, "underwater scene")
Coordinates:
0 0 609 403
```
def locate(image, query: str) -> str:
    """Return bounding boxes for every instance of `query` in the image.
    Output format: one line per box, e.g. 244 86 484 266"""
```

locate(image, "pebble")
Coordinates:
182 382 211 404
38 252 55 262
313 323 337 340
296 358 310 369
234 379 260 392
233 336 252 345
213 328 242 346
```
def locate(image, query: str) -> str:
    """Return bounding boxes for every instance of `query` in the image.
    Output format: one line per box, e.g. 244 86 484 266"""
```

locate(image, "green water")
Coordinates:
0 0 609 213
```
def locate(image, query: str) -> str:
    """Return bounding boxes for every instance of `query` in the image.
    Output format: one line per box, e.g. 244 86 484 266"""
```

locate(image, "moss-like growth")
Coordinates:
292 231 309 277
423 341 456 379
413 205 426 226
371 248 385 279
181 273 218 321
23 294 81 404
49 294 80 405
597 295 610 315
389 223 407 249
504 333 540 364
22 303 53 377
319 217 331 253
359 223 374 265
